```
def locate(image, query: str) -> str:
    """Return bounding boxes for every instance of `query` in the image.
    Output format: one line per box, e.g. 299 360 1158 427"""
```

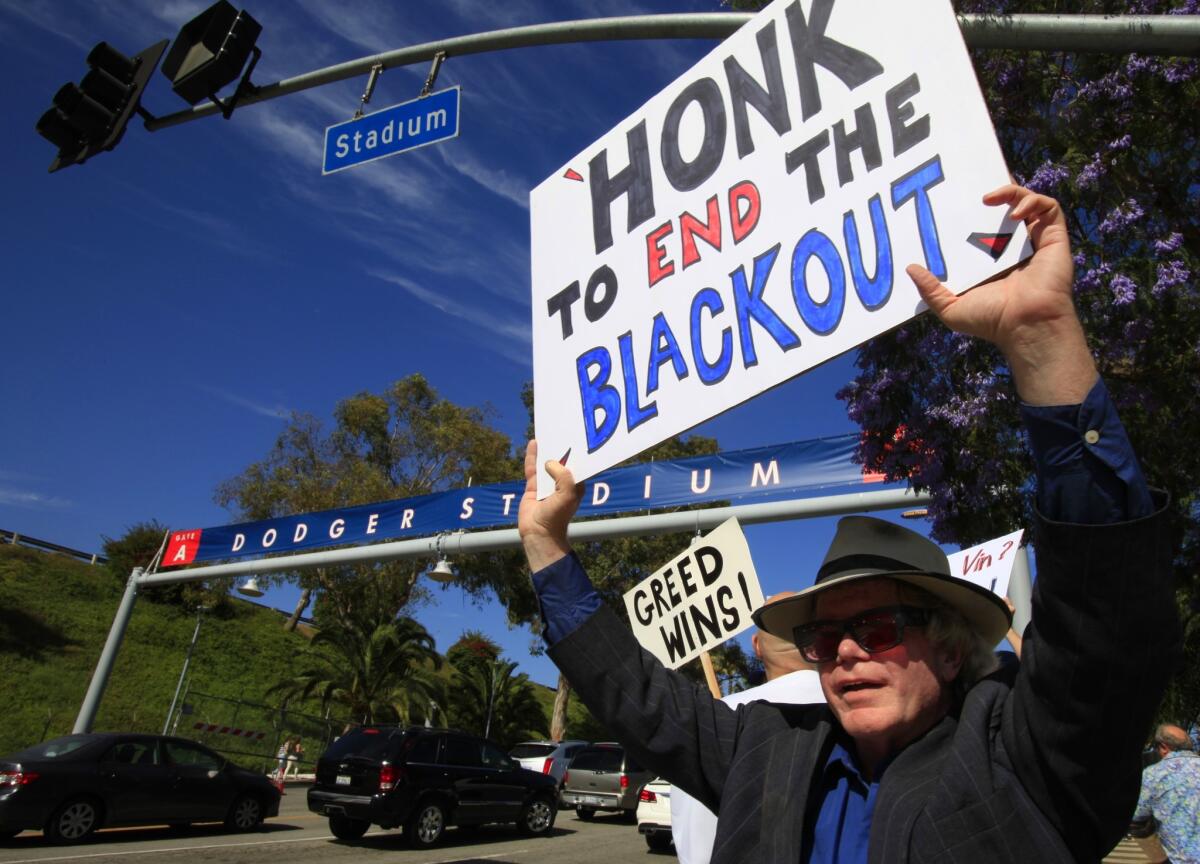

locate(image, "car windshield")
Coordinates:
570 748 623 772
322 727 408 761
12 735 97 760
510 744 555 759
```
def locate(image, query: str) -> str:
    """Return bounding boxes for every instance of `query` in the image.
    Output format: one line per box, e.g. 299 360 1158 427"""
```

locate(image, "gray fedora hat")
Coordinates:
752 516 1012 646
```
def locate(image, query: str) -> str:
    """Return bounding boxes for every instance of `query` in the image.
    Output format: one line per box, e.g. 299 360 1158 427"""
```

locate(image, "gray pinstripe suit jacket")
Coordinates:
547 504 1178 863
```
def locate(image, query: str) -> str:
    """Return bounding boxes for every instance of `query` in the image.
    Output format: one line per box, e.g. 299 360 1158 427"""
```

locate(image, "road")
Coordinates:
0 786 662 864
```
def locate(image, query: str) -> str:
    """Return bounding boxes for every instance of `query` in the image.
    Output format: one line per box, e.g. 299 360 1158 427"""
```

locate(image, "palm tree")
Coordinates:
444 632 549 747
271 614 441 725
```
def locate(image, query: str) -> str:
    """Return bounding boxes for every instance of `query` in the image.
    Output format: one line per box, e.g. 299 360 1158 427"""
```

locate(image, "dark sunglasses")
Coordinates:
791 605 931 663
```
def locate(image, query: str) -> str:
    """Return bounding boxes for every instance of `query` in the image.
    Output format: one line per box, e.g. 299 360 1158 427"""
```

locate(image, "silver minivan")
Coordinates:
561 744 653 820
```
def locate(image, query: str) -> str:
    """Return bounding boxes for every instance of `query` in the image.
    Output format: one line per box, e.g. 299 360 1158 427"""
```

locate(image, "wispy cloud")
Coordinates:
0 486 73 510
201 386 291 420
367 268 530 366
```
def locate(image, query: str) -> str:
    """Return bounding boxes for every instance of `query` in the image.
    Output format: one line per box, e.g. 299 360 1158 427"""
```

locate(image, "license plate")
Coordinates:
583 796 603 806
336 775 352 785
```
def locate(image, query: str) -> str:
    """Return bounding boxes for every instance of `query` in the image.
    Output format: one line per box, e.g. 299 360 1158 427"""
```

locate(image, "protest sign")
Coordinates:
623 518 764 669
530 0 1029 497
947 528 1024 599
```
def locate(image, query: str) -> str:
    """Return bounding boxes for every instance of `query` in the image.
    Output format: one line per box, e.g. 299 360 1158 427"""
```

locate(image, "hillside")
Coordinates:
0 544 609 761
0 544 320 760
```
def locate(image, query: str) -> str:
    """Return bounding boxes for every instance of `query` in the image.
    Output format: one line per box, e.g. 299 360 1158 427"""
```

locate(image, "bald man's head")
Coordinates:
752 591 813 680
1155 724 1192 752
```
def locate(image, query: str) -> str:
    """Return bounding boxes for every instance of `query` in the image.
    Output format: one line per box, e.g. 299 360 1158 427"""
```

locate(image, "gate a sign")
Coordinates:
530 0 1029 497
623 518 764 669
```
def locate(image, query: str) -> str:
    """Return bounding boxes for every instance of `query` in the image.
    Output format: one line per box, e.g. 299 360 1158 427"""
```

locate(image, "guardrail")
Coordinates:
0 528 107 565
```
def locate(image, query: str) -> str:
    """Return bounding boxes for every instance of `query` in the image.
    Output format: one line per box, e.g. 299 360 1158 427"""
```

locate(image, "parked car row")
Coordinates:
0 733 280 843
0 729 666 850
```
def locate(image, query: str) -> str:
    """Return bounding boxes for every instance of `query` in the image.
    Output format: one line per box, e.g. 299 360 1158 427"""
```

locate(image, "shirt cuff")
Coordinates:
1020 377 1153 523
531 551 603 645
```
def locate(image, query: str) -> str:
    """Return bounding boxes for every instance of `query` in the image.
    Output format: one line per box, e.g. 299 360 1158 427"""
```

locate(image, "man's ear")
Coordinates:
751 632 763 661
937 645 965 683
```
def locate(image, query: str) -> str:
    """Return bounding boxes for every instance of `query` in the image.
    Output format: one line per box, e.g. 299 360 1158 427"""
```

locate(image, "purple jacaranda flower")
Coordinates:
1077 154 1106 189
1027 161 1070 193
1154 261 1191 297
1154 233 1184 254
1098 200 1145 236
1078 262 1113 292
1111 274 1138 305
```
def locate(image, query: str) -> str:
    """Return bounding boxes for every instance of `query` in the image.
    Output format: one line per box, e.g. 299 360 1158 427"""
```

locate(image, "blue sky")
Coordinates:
1 0 936 688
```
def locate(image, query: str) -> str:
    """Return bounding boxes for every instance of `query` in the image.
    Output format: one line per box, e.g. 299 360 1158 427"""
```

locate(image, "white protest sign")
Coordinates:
946 528 1024 599
531 0 1030 496
623 517 764 669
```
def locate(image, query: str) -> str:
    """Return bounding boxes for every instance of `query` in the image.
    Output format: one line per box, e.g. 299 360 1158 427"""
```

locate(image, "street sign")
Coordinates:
322 86 460 175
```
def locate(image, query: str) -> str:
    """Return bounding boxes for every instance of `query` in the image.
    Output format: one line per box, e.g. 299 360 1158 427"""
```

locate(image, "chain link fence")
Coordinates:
167 689 357 777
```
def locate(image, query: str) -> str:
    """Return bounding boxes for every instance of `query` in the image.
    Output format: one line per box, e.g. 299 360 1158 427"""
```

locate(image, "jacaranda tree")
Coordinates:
837 0 1200 721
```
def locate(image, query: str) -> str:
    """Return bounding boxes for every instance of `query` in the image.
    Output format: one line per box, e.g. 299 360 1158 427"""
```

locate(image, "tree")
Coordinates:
444 631 549 747
837 0 1200 721
216 374 519 629
102 521 225 610
458 383 726 739
270 607 441 726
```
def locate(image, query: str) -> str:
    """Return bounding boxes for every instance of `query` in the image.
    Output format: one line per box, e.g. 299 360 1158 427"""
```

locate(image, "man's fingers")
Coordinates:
524 440 538 487
906 264 957 320
544 457 577 493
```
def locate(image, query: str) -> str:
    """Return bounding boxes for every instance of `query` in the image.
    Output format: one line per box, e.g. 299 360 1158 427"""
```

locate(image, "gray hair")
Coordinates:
896 581 1000 696
1154 724 1193 752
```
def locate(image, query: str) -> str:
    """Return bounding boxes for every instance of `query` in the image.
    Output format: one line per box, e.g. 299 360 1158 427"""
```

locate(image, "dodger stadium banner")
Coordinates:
163 434 890 567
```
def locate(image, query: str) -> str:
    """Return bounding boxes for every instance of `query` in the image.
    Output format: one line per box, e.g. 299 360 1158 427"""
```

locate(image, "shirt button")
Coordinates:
1084 429 1100 444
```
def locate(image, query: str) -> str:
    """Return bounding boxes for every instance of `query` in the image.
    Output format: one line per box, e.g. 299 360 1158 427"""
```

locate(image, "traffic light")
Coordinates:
35 39 168 173
162 2 262 116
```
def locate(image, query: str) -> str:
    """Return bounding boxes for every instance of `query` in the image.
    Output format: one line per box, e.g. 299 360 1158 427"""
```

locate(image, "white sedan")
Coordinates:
635 777 674 852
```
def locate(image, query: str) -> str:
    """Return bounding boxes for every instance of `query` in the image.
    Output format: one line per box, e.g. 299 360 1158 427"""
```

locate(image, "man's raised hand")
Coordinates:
518 439 583 572
906 185 1096 405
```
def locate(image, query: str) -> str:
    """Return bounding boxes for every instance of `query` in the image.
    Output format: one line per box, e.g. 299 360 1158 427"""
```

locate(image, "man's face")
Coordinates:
813 579 961 766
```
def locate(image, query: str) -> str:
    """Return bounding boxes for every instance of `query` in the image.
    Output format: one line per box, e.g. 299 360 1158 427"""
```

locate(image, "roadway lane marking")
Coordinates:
0 833 529 864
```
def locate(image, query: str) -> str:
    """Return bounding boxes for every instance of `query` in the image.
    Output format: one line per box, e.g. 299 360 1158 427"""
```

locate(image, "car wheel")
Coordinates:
224 794 263 832
517 796 556 836
575 805 595 821
45 798 101 844
406 801 446 848
328 815 370 841
646 833 674 852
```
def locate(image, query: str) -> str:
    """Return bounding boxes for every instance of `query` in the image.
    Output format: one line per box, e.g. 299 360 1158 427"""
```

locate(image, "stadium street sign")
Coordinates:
322 86 460 175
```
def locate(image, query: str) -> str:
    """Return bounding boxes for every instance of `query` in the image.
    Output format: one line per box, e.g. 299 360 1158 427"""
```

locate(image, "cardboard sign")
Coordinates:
623 518 764 669
946 528 1024 599
530 0 1029 496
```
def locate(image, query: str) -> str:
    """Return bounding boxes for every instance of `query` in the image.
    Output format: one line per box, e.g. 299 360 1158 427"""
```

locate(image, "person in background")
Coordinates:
1133 724 1200 864
671 592 825 864
275 736 292 781
286 737 304 779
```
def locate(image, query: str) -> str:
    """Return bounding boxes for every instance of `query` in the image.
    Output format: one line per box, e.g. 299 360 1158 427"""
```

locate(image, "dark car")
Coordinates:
561 743 654 820
0 733 280 843
308 726 558 847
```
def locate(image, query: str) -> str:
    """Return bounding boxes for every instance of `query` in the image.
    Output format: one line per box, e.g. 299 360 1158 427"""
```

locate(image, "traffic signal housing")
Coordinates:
162 2 262 114
35 40 168 173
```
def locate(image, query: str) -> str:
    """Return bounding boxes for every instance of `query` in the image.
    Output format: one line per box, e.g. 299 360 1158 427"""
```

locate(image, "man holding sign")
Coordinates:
518 185 1177 862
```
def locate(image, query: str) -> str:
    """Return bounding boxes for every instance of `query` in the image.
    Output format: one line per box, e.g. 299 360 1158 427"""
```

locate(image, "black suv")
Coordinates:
307 726 558 847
